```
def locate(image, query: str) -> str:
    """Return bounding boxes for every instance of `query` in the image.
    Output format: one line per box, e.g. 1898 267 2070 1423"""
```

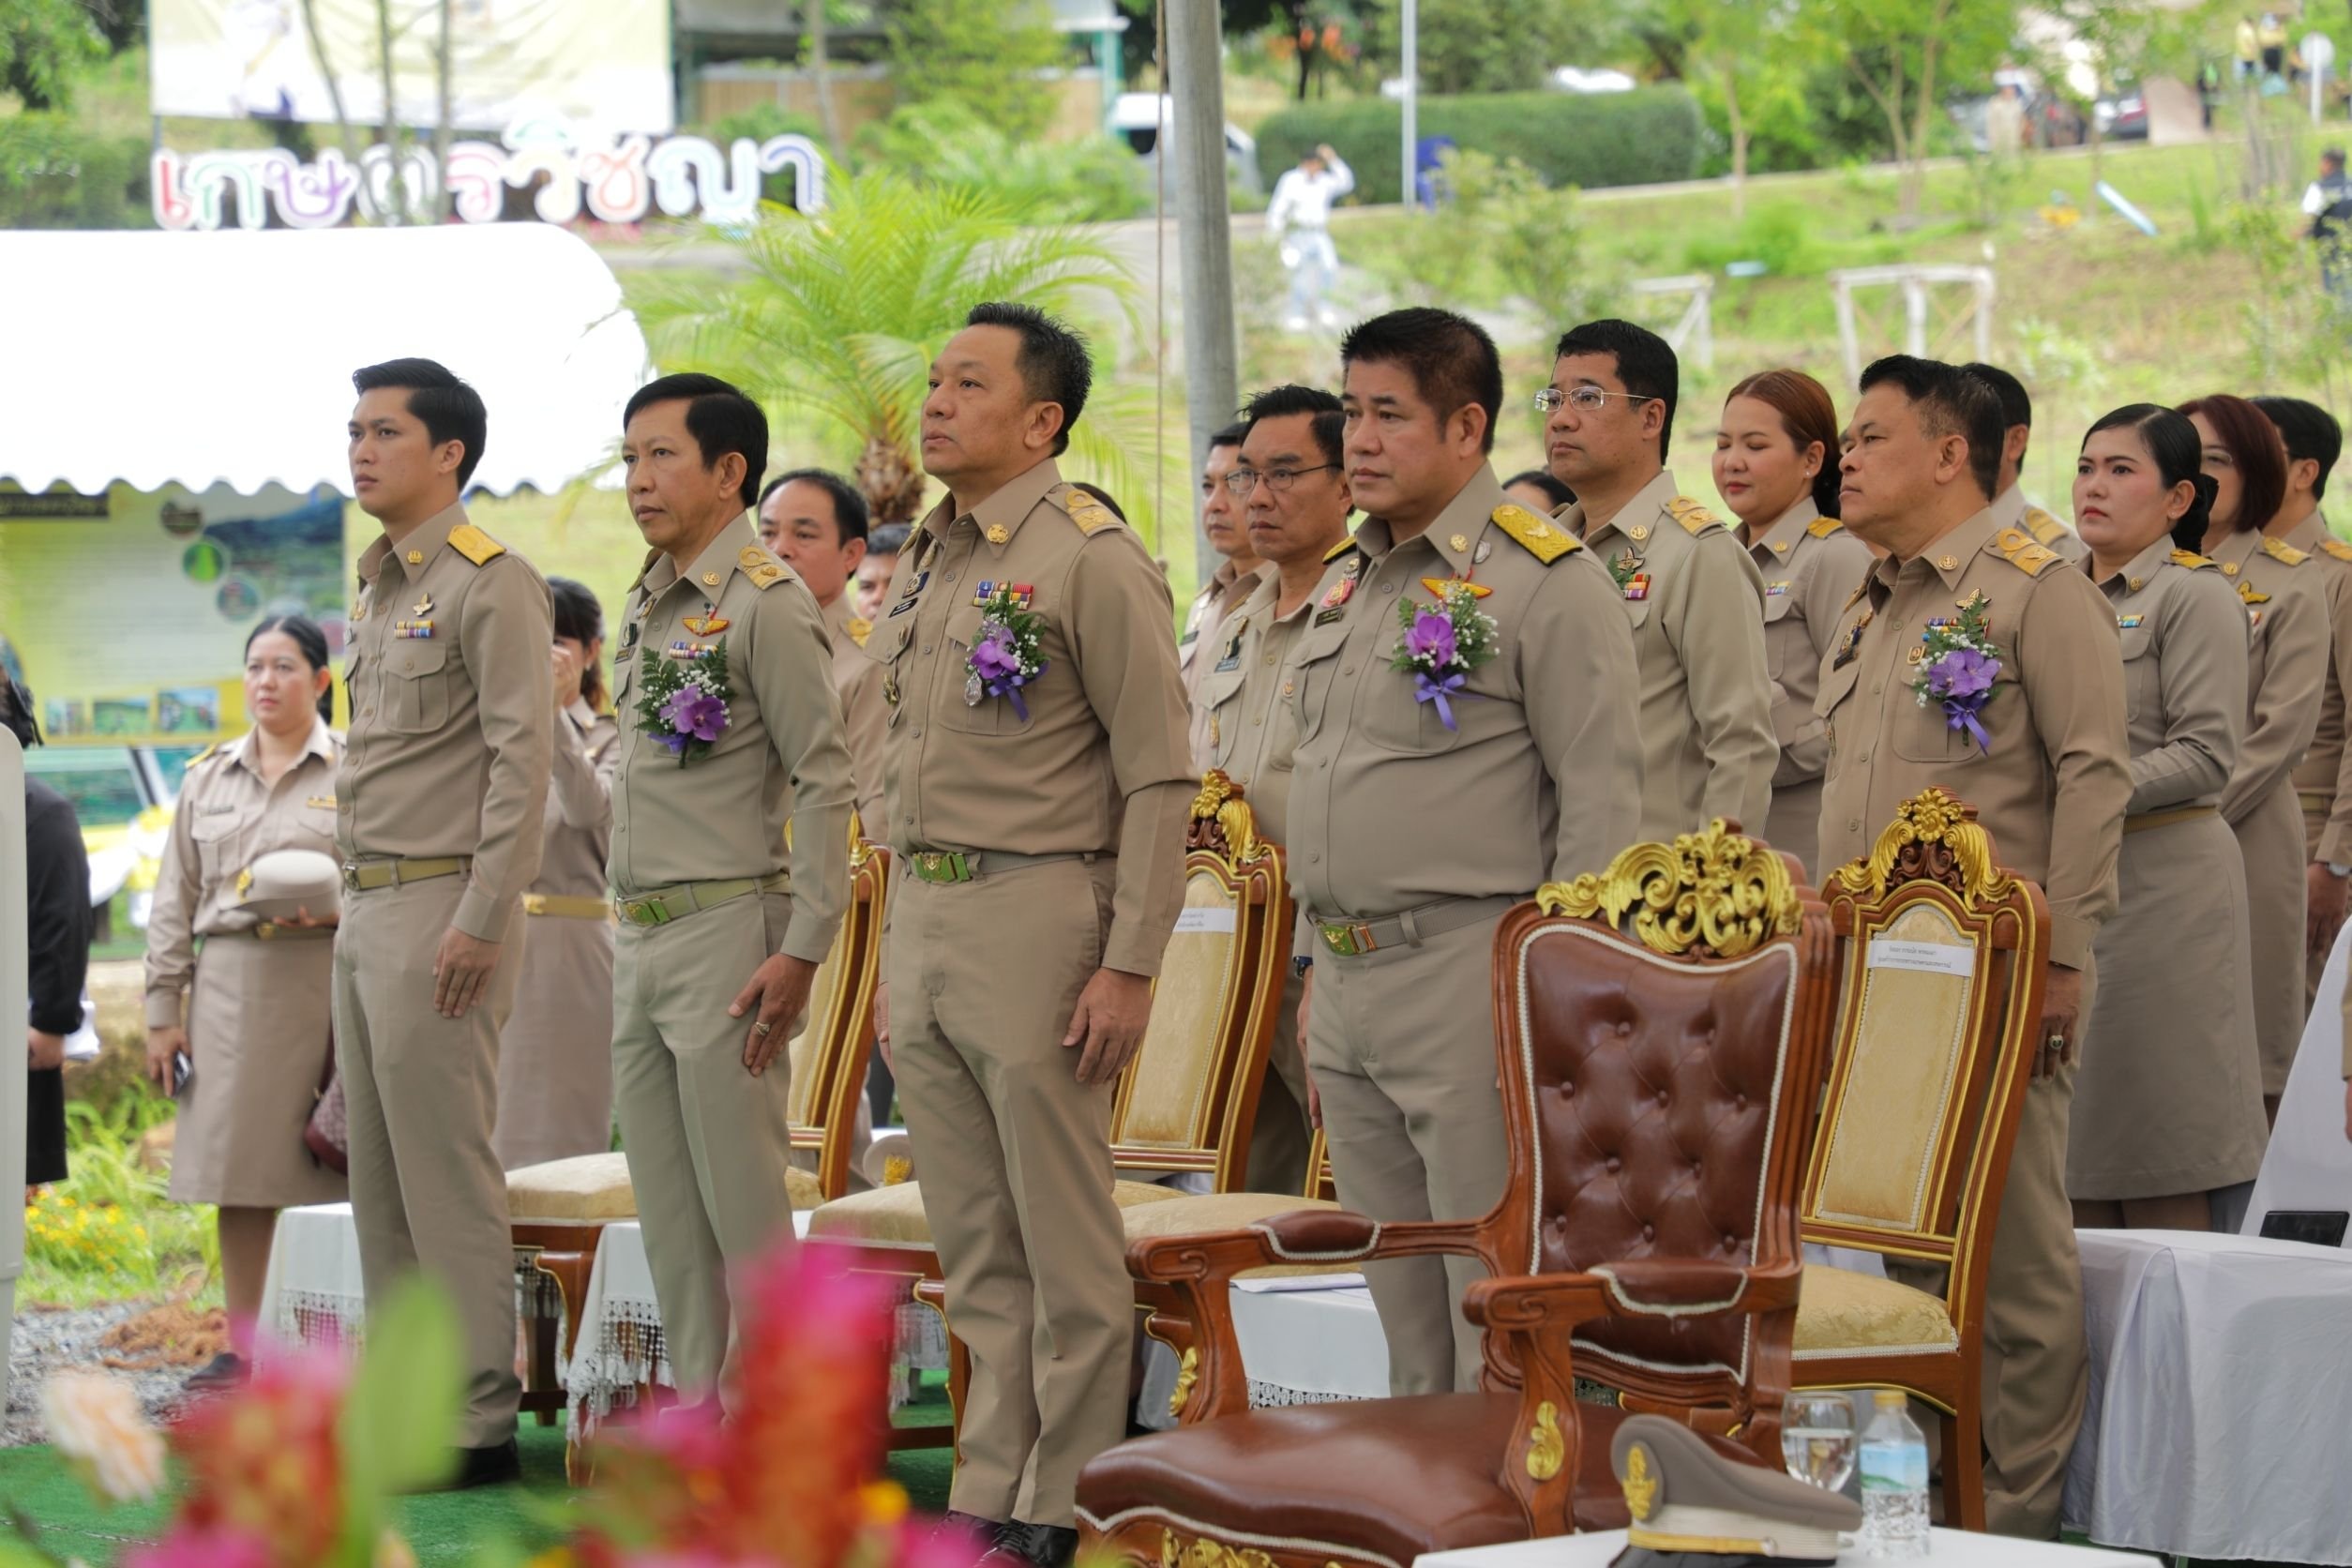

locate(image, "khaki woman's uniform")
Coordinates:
1561 469 1775 843
493 699 620 1170
874 460 1190 1529
1199 554 1345 1196
2068 541 2269 1199
1815 506 2132 1540
2279 514 2352 988
143 720 348 1210
1289 468 1642 1395
610 518 854 1402
1744 498 1874 877
2208 528 2330 1094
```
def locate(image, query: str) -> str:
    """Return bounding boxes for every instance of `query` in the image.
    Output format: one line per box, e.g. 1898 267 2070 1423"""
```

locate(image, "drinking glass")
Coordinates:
1782 1392 1859 1493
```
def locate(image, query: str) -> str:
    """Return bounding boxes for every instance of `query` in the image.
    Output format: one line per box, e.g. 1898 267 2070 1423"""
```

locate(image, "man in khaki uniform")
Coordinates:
868 303 1189 1566
1291 308 1642 1394
2253 397 2352 990
763 468 888 836
333 358 552 1485
1183 422 1267 771
609 376 855 1405
1815 354 2132 1539
1198 384 1355 1196
1545 319 1775 843
1964 363 2088 564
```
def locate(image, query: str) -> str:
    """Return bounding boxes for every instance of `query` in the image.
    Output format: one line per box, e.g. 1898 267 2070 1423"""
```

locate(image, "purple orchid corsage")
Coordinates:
1390 578 1499 731
636 635 735 766
965 585 1048 721
1912 591 2003 755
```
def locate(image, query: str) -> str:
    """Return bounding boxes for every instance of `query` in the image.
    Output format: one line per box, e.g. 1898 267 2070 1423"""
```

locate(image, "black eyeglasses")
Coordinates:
1224 464 1342 497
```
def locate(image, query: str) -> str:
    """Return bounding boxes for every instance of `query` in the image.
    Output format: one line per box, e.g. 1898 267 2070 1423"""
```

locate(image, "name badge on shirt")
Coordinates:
305 795 337 809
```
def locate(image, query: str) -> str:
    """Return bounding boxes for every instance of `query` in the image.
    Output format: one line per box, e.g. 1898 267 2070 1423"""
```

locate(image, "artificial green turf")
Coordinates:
0 1405 955 1566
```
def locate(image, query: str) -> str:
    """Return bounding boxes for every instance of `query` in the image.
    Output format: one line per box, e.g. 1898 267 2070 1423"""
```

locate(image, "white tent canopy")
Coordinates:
0 224 649 497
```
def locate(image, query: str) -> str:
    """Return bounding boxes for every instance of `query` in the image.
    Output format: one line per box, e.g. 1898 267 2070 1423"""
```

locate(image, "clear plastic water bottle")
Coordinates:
1857 1390 1931 1558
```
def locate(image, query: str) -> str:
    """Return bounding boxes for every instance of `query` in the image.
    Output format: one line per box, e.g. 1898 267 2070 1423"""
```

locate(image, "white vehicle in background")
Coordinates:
26 743 203 930
1109 92 1262 198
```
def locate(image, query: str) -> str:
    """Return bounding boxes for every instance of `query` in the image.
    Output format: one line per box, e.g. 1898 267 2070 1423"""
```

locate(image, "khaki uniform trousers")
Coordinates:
1243 968 1315 1196
891 857 1129 1530
1305 912 1509 1395
611 891 803 1403
332 876 522 1449
1893 970 2092 1541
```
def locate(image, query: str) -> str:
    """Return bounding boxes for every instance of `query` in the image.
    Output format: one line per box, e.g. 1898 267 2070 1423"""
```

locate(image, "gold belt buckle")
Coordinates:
623 896 671 927
340 862 362 892
1320 921 1377 957
913 852 971 884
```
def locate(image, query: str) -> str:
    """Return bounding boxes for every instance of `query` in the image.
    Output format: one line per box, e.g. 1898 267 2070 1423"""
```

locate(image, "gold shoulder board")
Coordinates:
2321 538 2352 564
1492 503 1581 564
447 522 505 565
1048 481 1122 535
2262 535 2311 566
1324 535 1363 564
845 614 872 647
737 543 793 591
2023 506 2070 547
1806 516 1844 539
1992 527 2061 578
2169 549 2220 571
186 742 221 769
1667 494 1725 535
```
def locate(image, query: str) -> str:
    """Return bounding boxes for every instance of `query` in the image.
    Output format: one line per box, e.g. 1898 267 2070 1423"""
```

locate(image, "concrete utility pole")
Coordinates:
1166 0 1239 583
1400 0 1417 209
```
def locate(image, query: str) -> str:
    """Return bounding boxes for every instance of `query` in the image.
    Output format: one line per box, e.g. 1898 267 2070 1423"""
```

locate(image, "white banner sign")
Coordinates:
1866 939 1978 978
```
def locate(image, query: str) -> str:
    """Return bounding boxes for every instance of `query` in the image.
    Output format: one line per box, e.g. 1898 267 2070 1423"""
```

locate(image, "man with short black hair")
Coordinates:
1815 354 2131 1541
854 301 1190 1565
608 373 856 1409
1546 318 1775 843
857 521 912 624
1182 422 1265 771
1198 383 1353 1194
762 467 885 835
336 356 552 1486
2253 395 2352 982
1289 308 1641 1393
1961 362 2087 563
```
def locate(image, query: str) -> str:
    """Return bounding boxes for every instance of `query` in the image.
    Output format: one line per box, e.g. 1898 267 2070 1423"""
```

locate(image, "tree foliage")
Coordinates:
1798 0 2019 218
1 0 107 110
1353 0 1622 94
884 0 1068 144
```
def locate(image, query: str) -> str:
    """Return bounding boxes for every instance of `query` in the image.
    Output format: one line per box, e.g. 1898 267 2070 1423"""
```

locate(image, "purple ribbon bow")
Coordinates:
1414 670 1470 731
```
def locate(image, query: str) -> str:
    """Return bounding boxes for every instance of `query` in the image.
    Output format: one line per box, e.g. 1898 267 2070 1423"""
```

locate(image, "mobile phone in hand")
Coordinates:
170 1051 192 1096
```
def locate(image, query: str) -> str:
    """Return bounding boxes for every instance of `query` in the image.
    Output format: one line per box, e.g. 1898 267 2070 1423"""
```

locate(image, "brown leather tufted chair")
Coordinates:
1076 822 1839 1568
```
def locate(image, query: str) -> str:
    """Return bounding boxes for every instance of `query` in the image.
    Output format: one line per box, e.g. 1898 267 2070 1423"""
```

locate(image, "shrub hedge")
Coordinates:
0 114 151 229
1256 87 1702 199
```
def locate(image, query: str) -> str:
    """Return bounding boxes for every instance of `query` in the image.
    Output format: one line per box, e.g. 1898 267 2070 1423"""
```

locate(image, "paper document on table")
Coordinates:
1231 1272 1367 1293
1867 939 1976 977
1174 906 1238 934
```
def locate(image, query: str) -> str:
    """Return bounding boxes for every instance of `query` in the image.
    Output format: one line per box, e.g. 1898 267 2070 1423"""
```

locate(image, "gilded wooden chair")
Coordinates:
1793 788 2047 1531
505 839 891 1423
807 775 1296 1435
1076 822 1839 1568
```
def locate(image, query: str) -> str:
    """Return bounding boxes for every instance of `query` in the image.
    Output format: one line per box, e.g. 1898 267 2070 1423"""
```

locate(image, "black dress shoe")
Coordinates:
450 1438 521 1490
184 1352 246 1391
977 1522 1078 1568
927 1513 999 1558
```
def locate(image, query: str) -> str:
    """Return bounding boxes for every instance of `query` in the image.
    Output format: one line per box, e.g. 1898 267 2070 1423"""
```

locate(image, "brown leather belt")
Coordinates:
1314 894 1522 958
2124 804 2218 835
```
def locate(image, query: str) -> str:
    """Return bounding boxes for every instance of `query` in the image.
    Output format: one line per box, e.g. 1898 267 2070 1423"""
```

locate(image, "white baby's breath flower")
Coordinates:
40 1371 166 1503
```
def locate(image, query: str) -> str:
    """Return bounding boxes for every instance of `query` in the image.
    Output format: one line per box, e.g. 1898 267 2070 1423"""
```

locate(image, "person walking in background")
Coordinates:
144 616 348 1384
2237 15 2261 82
2064 406 2269 1231
492 578 620 1170
2183 393 2329 1123
9 679 82 1195
2302 148 2352 313
1268 142 1353 332
1713 369 1872 878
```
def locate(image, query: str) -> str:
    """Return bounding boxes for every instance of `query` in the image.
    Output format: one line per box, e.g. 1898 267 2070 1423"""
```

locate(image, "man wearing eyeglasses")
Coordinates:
1182 423 1267 773
1545 319 1776 845
1196 383 1355 1194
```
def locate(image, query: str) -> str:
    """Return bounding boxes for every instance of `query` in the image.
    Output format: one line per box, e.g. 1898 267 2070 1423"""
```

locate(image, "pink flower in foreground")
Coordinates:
42 1370 167 1502
122 1524 276 1568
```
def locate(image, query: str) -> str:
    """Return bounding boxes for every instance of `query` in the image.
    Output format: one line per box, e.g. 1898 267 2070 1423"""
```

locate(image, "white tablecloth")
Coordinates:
255 1201 367 1354
2063 1227 2352 1564
1415 1528 2151 1567
2245 916 2352 1244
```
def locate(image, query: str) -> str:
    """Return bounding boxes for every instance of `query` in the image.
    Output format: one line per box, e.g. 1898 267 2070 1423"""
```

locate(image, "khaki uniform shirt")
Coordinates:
1184 559 1270 773
1287 466 1642 934
338 503 552 942
536 700 619 898
873 460 1191 977
821 589 889 838
1814 506 2133 969
2092 540 2245 813
610 515 854 965
1992 482 2088 565
2281 511 2352 864
1746 497 1876 789
144 719 342 1028
1560 469 1776 841
1200 559 1336 846
2208 527 2329 827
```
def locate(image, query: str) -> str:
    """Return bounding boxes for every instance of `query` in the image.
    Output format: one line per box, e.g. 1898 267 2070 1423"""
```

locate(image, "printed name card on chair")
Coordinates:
1076 821 1839 1567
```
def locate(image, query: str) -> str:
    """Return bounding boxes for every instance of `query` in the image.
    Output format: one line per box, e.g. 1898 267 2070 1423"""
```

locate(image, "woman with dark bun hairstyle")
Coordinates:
1712 368 1873 877
2182 392 2329 1119
2066 406 2269 1228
